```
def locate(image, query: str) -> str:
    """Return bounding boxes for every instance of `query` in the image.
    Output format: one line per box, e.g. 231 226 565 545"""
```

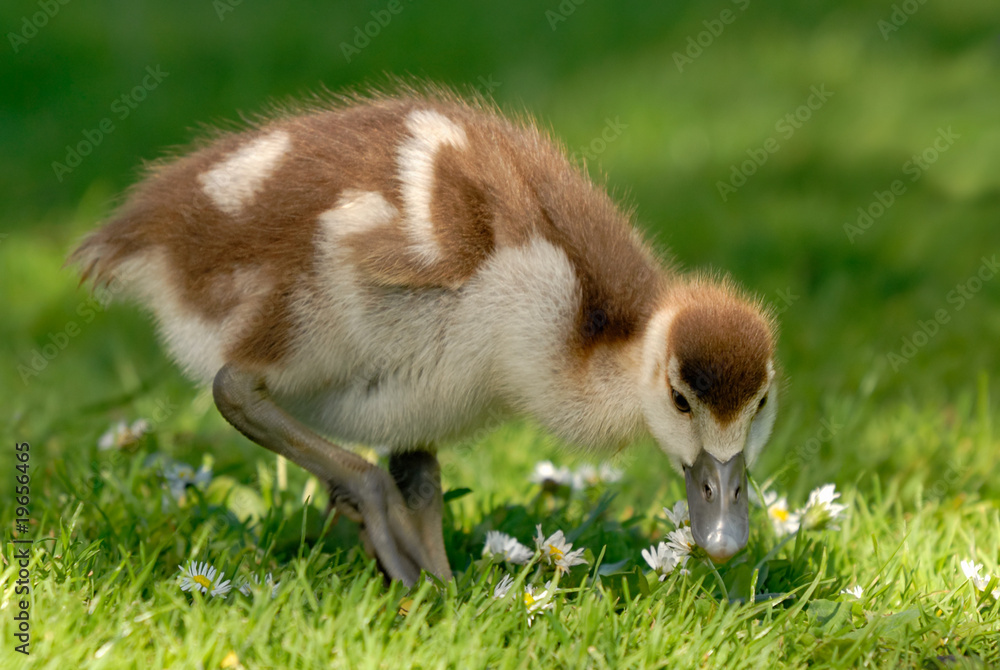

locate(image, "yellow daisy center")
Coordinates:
773 508 789 522
548 544 564 561
523 591 535 607
193 575 213 589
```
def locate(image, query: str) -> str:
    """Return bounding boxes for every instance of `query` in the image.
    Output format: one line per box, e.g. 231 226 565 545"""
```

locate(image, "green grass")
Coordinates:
3 1 1000 667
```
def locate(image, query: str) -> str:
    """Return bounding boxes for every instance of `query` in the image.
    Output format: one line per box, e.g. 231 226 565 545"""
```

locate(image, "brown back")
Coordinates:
70 90 672 366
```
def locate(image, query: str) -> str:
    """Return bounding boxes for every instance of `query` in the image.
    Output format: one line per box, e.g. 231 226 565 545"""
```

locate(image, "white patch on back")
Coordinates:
318 190 398 240
199 130 292 216
397 109 468 263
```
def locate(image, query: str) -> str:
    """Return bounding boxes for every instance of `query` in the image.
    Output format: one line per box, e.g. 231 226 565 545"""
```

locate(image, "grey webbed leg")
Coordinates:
388 450 453 581
212 364 434 586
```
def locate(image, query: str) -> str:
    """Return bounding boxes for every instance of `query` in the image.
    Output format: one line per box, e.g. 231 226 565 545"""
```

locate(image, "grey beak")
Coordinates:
684 451 748 564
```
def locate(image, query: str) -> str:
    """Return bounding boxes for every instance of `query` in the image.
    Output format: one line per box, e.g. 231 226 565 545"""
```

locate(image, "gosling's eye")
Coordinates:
758 395 768 411
672 389 691 414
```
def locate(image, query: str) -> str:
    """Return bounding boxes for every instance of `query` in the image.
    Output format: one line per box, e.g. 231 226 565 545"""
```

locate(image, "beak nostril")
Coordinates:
734 486 741 502
704 483 714 502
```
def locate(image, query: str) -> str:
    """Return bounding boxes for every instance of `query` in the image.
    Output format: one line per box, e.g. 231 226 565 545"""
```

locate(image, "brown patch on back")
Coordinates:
70 89 671 373
431 103 667 352
340 98 667 347
70 100 415 369
427 143 496 280
333 96 666 327
668 290 773 422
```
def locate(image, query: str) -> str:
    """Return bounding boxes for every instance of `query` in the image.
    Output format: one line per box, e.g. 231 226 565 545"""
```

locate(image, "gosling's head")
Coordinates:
639 281 777 563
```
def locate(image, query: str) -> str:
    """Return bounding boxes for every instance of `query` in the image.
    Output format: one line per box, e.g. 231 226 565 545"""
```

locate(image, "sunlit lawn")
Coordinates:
2 1 1000 667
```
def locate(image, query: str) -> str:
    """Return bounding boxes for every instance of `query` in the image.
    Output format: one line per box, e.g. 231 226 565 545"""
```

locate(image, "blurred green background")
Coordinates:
2 0 999 504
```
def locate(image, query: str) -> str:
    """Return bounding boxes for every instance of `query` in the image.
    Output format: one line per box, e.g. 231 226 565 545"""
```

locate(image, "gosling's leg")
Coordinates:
212 364 432 586
388 450 453 581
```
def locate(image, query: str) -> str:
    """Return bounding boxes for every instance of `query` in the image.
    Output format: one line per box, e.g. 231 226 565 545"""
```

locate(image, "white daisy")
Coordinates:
665 526 698 567
763 491 800 537
641 542 679 581
238 572 280 598
529 461 574 488
483 531 534 565
98 419 151 451
571 465 597 491
178 560 232 597
663 500 689 528
798 484 847 531
961 560 987 589
534 525 588 572
840 585 864 599
164 461 213 502
523 582 556 625
598 463 623 484
961 560 1000 599
570 463 624 490
492 573 515 599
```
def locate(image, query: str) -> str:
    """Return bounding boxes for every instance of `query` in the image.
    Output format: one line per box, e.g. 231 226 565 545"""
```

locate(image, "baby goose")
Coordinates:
71 89 778 586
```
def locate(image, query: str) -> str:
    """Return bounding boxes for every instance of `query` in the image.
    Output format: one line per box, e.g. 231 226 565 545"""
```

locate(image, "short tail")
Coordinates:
66 207 151 289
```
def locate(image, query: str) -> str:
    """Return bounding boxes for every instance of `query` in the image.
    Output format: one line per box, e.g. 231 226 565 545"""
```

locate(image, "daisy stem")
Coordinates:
705 558 729 601
747 472 768 520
